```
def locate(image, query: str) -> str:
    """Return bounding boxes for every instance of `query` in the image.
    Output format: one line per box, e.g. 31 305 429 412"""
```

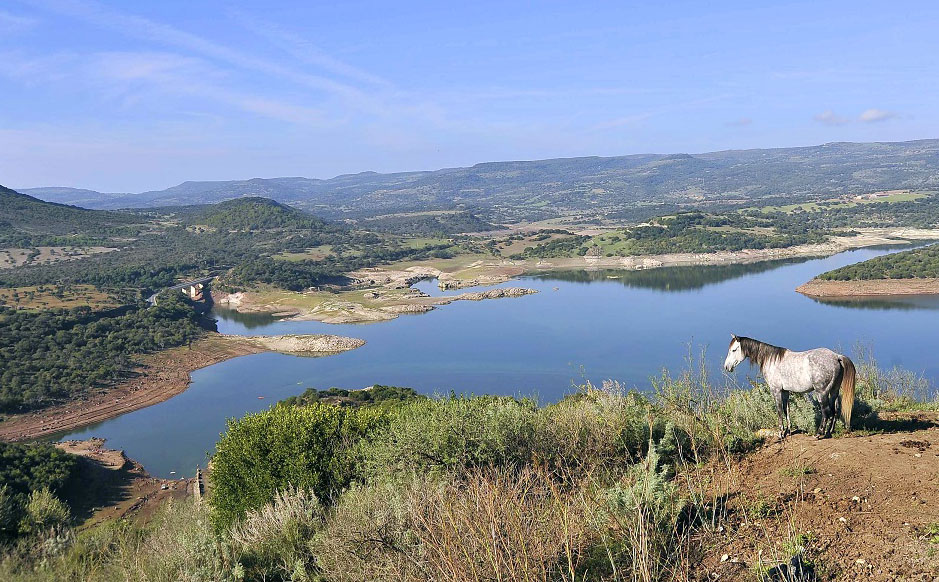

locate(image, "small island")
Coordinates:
797 243 939 298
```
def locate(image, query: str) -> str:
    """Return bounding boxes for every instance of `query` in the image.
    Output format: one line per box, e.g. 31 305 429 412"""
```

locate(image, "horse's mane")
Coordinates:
736 336 787 368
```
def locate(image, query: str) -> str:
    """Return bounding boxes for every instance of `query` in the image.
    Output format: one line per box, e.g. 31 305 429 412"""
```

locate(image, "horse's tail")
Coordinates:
838 355 856 431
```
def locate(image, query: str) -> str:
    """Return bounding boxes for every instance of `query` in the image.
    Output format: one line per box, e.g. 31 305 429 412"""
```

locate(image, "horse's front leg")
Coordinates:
774 389 790 440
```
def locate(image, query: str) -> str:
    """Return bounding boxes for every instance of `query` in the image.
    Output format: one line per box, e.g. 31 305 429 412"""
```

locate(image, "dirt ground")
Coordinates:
797 278 939 298
694 412 939 581
56 438 193 528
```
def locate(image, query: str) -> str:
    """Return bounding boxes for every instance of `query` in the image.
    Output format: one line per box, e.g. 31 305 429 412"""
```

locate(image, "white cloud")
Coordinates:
859 108 896 123
813 110 850 126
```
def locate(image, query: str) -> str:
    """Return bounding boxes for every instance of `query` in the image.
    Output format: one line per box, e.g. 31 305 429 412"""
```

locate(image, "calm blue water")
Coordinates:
57 247 939 477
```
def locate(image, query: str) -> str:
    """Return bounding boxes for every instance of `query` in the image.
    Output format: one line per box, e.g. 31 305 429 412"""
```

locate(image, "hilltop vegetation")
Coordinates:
818 243 939 280
175 197 330 231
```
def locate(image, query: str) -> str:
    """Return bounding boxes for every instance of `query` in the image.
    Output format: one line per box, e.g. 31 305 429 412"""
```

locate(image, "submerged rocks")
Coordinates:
454 287 537 301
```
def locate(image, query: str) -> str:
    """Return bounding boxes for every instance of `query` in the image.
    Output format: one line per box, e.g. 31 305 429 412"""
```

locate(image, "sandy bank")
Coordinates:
55 438 194 527
796 277 939 298
0 332 364 442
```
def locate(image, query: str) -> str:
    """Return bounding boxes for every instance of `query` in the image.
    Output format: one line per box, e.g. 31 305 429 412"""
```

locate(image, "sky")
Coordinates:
1 0 938 193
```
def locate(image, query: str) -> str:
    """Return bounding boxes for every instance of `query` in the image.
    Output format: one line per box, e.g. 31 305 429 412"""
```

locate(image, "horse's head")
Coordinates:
724 334 745 372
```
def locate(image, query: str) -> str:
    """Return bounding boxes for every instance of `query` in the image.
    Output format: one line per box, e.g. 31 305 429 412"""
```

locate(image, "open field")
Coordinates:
0 246 118 269
215 283 536 324
759 190 928 214
0 284 118 310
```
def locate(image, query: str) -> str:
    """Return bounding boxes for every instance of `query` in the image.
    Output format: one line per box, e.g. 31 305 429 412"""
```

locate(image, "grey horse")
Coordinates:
723 335 856 439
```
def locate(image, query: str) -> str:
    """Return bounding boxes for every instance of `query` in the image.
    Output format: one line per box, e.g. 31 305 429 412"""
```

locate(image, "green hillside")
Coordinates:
175 197 330 231
818 244 939 280
0 185 136 246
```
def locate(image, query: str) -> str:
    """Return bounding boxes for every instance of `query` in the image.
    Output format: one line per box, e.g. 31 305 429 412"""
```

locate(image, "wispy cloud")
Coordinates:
28 0 371 105
0 48 332 127
0 9 38 33
859 108 896 123
814 108 899 126
813 110 850 126
227 11 391 88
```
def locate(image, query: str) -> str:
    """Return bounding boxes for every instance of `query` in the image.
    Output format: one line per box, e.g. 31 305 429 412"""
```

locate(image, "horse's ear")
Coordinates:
731 333 738 340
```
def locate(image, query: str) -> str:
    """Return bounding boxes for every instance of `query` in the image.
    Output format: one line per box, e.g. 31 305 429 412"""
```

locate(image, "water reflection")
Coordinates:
807 295 939 311
212 306 281 329
535 258 806 292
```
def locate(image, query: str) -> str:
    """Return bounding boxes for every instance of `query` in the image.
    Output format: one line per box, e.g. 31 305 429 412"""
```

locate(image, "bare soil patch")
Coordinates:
797 278 939 298
695 413 939 581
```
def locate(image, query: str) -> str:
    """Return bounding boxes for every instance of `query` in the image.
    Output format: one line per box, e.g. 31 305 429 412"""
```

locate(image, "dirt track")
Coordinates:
695 413 939 581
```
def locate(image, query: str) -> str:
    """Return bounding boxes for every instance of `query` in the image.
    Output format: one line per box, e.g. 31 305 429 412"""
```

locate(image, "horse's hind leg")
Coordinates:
825 393 839 437
816 394 829 438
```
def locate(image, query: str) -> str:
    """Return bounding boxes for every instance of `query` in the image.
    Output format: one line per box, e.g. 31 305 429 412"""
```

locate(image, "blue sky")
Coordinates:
2 1 938 192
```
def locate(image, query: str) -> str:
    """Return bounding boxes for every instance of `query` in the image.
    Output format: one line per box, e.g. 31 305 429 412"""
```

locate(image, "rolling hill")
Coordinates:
18 139 939 222
0 185 135 245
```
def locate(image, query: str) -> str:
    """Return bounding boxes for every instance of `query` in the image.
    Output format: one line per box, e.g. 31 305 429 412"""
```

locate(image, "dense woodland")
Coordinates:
0 442 78 543
0 293 204 412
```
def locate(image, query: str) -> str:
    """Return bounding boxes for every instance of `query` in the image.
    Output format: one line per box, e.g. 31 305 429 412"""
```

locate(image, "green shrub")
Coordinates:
358 395 542 482
210 403 386 530
541 383 658 471
228 487 323 581
23 488 71 534
581 442 690 581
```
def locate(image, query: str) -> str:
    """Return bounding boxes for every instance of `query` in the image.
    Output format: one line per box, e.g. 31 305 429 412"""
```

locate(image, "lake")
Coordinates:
57 247 939 477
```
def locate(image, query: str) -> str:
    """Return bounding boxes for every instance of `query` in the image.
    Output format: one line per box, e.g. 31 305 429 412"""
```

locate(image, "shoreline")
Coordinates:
0 332 364 443
216 227 939 323
796 277 939 298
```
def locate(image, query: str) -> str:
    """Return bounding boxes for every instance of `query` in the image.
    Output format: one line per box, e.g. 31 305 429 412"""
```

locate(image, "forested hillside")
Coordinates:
0 293 204 412
0 188 463 297
0 185 137 247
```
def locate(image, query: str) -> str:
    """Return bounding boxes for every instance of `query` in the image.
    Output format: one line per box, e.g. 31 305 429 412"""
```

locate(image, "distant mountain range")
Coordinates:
19 139 939 221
